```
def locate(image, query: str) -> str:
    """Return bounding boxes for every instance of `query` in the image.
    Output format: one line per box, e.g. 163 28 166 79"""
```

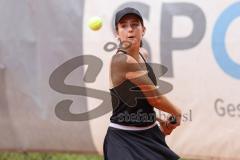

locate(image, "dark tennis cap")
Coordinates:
115 7 144 28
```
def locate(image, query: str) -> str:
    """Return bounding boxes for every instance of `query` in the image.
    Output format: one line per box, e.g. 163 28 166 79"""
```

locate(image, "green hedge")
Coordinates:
0 152 193 160
0 152 103 160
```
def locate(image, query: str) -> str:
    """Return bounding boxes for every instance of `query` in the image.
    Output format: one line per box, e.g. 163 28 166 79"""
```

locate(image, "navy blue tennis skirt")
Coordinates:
103 125 180 160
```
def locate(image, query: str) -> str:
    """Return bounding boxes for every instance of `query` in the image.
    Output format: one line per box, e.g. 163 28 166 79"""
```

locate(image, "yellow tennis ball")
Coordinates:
88 16 103 31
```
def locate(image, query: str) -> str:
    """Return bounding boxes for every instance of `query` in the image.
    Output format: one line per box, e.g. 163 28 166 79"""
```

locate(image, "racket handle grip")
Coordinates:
168 115 177 124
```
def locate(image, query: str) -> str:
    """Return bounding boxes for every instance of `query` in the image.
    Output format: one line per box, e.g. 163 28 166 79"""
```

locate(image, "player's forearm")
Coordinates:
138 84 181 116
149 95 182 117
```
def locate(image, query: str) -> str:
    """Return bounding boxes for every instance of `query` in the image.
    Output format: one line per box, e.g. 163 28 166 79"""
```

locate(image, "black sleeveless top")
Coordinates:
109 50 157 127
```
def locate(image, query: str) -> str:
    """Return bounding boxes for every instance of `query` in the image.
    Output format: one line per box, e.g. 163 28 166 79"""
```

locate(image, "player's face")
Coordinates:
116 14 145 48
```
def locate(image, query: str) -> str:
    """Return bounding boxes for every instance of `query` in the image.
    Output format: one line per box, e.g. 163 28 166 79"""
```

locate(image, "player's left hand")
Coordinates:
157 116 178 136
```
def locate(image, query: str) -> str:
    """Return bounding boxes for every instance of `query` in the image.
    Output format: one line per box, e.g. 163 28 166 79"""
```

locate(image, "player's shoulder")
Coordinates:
111 51 138 67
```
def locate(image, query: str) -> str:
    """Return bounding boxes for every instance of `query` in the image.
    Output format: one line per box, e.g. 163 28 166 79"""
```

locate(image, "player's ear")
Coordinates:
115 29 120 40
116 33 120 39
116 30 120 38
116 35 120 41
142 26 146 37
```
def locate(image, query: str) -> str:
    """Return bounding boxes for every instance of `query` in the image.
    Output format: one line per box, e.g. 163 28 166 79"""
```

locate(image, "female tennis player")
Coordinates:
103 7 182 160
